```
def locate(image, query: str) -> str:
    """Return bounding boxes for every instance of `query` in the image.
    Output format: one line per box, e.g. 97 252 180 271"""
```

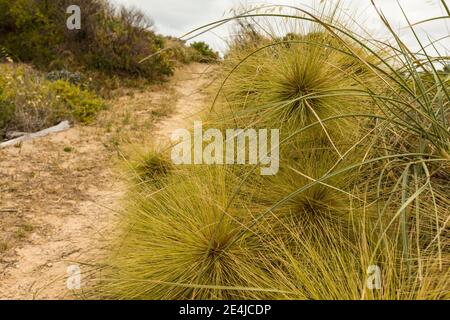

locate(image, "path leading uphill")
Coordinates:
0 63 211 299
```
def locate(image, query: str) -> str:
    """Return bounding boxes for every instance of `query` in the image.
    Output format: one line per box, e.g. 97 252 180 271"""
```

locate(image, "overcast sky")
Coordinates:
111 0 450 54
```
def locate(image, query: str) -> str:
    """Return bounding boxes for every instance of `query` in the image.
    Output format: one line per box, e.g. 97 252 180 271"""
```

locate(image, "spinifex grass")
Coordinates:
97 165 277 299
244 205 449 300
210 28 381 148
232 136 366 239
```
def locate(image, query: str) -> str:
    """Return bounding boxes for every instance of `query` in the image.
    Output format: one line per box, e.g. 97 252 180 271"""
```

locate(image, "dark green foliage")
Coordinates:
0 0 174 81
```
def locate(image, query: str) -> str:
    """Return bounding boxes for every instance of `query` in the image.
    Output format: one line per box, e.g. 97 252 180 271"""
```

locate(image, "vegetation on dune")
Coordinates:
95 1 449 300
161 38 219 65
207 27 383 163
122 147 174 190
48 79 104 124
0 63 104 138
0 76 15 131
249 144 363 238
0 0 211 99
189 41 220 63
0 0 173 81
0 0 214 139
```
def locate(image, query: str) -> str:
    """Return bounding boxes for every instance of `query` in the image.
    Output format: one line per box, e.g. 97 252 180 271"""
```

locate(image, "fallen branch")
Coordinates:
0 121 71 149
5 131 28 140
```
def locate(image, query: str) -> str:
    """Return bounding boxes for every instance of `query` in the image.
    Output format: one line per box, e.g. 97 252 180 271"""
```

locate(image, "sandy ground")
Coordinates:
0 63 211 299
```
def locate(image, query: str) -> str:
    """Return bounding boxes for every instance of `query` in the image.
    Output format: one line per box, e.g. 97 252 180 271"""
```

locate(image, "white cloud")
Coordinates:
111 0 450 54
110 0 235 52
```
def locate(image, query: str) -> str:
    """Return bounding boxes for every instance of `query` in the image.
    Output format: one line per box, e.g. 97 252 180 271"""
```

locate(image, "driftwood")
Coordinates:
5 131 28 140
5 131 29 140
0 121 71 149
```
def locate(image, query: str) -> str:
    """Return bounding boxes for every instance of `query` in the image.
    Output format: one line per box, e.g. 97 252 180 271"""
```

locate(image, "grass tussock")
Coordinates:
0 63 104 138
97 166 273 299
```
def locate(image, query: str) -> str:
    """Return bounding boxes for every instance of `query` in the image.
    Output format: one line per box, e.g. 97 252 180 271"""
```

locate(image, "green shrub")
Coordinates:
49 80 105 124
0 0 177 83
0 81 15 134
189 41 219 63
0 64 67 133
0 0 63 65
78 7 174 79
0 63 104 134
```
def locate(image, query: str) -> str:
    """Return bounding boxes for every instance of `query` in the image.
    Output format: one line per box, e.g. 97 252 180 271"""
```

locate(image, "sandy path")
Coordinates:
0 63 211 299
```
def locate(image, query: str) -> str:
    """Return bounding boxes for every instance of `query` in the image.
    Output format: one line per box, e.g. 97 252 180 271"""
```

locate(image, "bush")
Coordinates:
0 63 104 136
0 64 66 134
189 41 219 63
49 80 104 123
0 0 177 83
0 99 14 131
77 6 174 79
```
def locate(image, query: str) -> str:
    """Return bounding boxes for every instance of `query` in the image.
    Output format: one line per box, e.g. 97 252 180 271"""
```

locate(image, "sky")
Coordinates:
111 0 450 55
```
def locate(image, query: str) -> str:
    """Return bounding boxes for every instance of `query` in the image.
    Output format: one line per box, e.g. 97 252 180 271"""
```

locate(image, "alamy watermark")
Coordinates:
66 5 81 30
66 264 82 290
171 121 279 175
367 265 382 290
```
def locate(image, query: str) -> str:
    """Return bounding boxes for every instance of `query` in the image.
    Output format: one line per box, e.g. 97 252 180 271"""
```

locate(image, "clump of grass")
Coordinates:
253 144 363 236
97 166 271 299
248 211 449 300
189 41 220 63
125 148 174 186
209 16 382 148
